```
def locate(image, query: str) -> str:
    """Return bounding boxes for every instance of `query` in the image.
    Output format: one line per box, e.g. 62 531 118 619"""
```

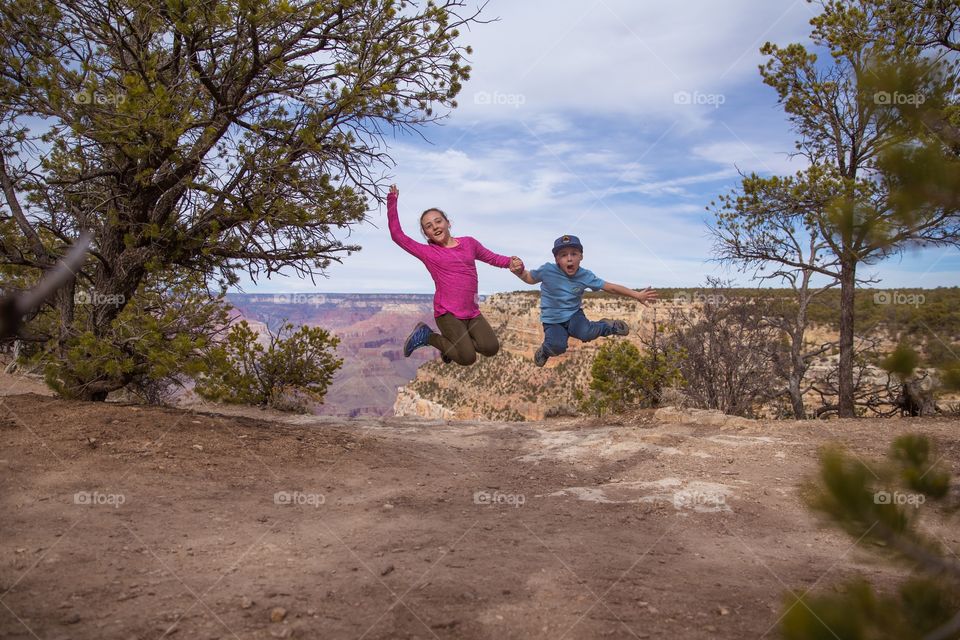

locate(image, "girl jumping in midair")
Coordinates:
387 184 522 365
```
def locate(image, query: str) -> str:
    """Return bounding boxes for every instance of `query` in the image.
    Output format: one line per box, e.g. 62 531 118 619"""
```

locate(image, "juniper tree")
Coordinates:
578 332 684 417
0 0 481 399
194 319 341 412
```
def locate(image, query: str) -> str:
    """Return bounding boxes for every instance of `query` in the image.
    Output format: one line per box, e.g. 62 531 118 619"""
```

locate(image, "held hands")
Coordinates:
389 184 399 197
634 287 658 305
509 256 525 274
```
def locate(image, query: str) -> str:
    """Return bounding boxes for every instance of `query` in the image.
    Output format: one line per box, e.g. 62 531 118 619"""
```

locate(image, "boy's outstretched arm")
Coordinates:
510 260 538 285
601 282 658 305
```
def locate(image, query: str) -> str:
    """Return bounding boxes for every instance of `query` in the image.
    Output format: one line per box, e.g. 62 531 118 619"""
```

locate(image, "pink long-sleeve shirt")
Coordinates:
388 192 510 319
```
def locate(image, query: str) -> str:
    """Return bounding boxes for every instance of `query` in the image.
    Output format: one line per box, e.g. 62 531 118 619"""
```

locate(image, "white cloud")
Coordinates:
604 168 739 198
692 140 809 176
527 113 572 134
456 0 816 128
229 0 957 294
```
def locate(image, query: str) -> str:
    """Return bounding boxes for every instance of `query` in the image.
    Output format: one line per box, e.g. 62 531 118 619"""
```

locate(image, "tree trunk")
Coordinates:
838 259 857 417
788 307 808 419
56 284 75 361
4 339 22 374
788 375 806 419
53 260 146 401
76 379 126 402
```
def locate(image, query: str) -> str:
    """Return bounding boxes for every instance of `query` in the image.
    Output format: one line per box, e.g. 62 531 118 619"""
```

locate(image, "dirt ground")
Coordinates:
1 375 958 640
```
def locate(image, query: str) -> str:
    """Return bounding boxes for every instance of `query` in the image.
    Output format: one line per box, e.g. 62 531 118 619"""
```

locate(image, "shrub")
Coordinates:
195 320 341 412
578 339 683 416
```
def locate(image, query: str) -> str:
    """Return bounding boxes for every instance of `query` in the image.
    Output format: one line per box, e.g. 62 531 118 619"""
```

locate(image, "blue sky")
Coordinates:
238 0 960 296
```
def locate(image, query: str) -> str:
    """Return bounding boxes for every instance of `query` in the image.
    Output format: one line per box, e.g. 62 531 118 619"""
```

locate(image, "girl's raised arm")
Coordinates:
387 185 429 259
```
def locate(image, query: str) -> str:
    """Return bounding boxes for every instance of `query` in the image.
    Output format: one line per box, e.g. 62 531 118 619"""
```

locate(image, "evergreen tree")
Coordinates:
712 0 960 417
0 0 480 398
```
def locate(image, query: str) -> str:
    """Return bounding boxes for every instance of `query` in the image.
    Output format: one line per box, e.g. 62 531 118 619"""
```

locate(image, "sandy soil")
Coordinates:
1 376 958 640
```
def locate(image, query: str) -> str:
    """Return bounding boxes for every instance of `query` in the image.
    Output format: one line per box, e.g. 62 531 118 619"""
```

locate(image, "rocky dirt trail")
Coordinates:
1 385 958 639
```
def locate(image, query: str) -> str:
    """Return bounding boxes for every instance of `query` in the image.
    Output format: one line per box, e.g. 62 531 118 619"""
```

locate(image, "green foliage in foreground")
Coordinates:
782 577 958 640
882 343 922 380
194 320 342 412
780 435 958 640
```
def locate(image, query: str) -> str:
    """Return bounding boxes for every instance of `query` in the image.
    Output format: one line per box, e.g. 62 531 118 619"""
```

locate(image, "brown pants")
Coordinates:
428 313 500 366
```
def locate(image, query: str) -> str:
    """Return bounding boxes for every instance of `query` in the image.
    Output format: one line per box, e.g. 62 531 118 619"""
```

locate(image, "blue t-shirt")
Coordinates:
529 262 605 324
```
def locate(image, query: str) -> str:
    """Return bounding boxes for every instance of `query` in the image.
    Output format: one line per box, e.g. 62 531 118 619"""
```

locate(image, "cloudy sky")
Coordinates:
239 0 960 296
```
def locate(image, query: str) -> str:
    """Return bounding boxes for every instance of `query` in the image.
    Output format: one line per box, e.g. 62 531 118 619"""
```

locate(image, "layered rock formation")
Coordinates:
229 293 437 416
394 292 684 421
392 291 938 421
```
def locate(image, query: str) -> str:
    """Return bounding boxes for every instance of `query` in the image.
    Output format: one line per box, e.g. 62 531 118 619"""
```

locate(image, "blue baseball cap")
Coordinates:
552 234 583 256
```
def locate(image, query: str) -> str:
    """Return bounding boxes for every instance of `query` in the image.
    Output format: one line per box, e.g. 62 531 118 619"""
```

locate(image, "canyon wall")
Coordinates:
228 293 437 417
393 292 686 421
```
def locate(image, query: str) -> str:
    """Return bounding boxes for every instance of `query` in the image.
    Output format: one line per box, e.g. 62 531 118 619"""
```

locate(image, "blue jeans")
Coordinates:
541 310 616 357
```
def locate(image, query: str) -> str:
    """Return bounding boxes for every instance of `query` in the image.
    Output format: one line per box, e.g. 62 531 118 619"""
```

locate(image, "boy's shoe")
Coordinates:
601 318 630 336
403 322 434 357
534 347 548 368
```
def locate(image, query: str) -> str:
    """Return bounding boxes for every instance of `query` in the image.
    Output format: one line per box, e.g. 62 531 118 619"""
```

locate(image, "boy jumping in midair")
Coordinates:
511 234 658 367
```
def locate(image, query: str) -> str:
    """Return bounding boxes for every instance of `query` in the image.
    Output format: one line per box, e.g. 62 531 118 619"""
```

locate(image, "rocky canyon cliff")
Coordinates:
228 293 437 417
394 292 680 421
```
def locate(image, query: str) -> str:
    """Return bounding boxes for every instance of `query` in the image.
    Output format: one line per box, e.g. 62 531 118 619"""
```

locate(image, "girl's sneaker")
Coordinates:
403 322 434 357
